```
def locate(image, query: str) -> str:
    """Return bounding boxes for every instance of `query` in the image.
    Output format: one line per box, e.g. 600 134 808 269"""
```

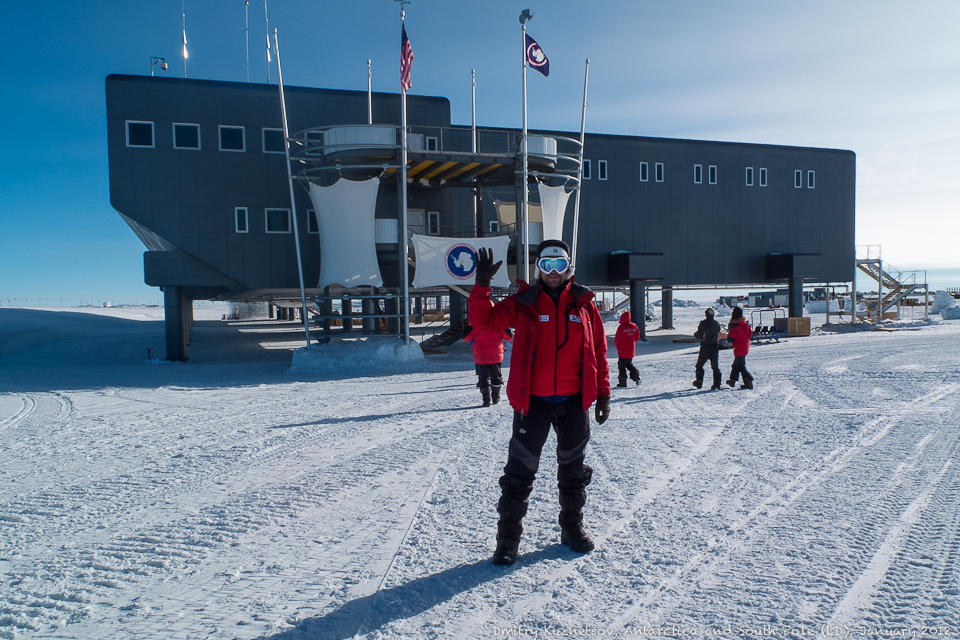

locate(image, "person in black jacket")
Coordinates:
693 308 722 390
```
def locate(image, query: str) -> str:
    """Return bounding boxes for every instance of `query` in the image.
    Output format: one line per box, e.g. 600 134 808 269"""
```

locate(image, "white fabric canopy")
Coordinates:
411 234 511 289
537 182 572 241
308 178 384 289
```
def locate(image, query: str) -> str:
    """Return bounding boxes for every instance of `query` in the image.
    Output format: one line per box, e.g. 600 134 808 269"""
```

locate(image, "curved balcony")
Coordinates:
289 124 582 189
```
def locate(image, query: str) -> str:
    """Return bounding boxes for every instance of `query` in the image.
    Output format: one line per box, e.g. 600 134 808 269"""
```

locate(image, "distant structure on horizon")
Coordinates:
104 74 855 360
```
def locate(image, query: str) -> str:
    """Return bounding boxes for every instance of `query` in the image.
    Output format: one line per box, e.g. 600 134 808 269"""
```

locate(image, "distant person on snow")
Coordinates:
693 308 722 390
614 312 641 387
463 325 513 407
725 306 754 390
469 239 610 566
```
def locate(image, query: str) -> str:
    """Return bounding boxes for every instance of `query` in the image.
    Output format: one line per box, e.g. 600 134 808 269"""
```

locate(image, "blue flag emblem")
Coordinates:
525 34 549 77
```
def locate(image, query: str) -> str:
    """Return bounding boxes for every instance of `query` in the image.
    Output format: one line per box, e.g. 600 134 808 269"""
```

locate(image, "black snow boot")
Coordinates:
693 377 703 389
740 374 754 390
630 370 641 386
560 525 595 553
558 465 594 554
493 486 529 566
711 371 722 390
491 386 501 404
492 537 520 566
481 391 491 407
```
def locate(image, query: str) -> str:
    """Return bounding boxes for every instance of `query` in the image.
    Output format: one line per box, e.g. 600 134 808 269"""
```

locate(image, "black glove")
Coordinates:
594 396 610 425
475 247 502 287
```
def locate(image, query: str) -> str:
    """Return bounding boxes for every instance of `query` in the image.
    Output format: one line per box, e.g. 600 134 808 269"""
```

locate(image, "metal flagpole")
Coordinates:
272 29 312 349
472 69 478 234
367 59 373 124
520 20 530 282
264 0 271 83
181 0 188 78
571 59 590 269
245 1 250 82
399 4 411 345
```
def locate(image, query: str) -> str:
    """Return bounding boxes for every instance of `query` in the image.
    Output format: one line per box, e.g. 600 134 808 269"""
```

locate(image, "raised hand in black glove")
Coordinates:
474 247 502 287
594 396 610 425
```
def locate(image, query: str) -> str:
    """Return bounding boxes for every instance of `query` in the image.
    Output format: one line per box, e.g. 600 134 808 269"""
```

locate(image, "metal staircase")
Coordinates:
855 245 928 317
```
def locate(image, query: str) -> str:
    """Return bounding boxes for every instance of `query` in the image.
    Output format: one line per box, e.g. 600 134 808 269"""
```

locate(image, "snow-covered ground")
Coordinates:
2 301 959 640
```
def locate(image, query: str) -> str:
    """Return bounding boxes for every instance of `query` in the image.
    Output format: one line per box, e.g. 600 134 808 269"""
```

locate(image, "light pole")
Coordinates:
150 57 168 76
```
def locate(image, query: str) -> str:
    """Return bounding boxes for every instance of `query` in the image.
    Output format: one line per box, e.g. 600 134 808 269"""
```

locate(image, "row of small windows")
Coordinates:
235 208 314 234
126 121 286 153
582 159 815 189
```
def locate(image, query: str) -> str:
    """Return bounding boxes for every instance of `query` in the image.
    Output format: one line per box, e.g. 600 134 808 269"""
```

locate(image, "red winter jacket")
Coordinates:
469 279 610 415
463 327 512 365
727 317 752 357
614 312 641 358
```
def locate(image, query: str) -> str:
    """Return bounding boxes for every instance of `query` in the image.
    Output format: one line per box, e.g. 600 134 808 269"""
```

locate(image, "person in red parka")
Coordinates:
463 325 513 407
470 239 611 566
614 311 641 387
725 306 754 389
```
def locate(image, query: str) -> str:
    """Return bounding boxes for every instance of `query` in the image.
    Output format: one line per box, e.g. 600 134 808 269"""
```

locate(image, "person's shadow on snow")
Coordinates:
258 546 567 639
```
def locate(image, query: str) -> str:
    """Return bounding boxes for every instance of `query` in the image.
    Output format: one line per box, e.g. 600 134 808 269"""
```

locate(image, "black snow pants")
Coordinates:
496 394 593 542
729 355 753 387
695 344 722 388
617 358 640 386
475 363 504 396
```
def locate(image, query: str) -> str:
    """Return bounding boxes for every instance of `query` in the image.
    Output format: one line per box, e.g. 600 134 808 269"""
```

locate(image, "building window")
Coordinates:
426 136 439 151
173 123 200 150
795 170 804 188
745 167 754 186
489 220 499 233
709 165 717 185
219 125 246 152
125 121 154 148
655 162 664 183
262 128 285 154
693 164 703 184
639 162 648 182
235 207 248 233
807 170 816 189
265 208 291 233
427 211 440 236
582 159 592 180
307 209 318 234
598 160 608 181
759 167 768 187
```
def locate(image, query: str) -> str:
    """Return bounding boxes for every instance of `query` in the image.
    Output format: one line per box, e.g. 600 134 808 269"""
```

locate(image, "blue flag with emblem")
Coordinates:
524 33 549 77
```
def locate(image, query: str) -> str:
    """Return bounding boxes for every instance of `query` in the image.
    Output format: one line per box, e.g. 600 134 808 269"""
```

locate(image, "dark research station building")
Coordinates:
105 74 855 360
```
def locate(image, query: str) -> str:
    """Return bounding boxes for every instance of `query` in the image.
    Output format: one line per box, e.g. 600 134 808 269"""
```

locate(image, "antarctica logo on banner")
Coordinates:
445 244 476 280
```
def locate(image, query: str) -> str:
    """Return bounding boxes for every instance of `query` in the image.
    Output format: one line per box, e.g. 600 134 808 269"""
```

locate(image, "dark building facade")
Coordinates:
105 74 855 359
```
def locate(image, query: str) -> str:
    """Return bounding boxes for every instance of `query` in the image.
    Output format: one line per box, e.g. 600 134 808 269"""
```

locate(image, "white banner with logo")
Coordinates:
411 234 512 289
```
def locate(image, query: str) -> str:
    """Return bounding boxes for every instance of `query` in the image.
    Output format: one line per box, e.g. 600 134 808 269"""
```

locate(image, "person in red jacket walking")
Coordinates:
725 306 754 389
470 239 611 566
614 312 641 387
463 325 513 407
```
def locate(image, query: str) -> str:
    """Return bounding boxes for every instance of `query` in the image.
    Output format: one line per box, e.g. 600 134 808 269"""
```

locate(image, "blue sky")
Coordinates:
2 1 958 305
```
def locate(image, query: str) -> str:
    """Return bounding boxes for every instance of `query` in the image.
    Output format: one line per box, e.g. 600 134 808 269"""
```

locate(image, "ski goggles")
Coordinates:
537 256 570 274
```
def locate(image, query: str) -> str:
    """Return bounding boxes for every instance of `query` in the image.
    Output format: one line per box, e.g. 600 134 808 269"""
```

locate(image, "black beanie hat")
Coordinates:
731 306 743 320
536 238 570 258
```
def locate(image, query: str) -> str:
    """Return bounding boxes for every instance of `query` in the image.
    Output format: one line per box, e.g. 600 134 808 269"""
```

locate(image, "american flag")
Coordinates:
400 25 414 92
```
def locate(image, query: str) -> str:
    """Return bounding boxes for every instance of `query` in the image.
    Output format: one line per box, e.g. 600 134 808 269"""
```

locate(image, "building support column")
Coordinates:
630 280 647 342
164 286 189 362
788 278 804 318
661 286 674 329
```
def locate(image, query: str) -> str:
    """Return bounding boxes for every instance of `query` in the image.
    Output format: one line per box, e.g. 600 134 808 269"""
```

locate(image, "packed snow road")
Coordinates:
1 306 958 639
